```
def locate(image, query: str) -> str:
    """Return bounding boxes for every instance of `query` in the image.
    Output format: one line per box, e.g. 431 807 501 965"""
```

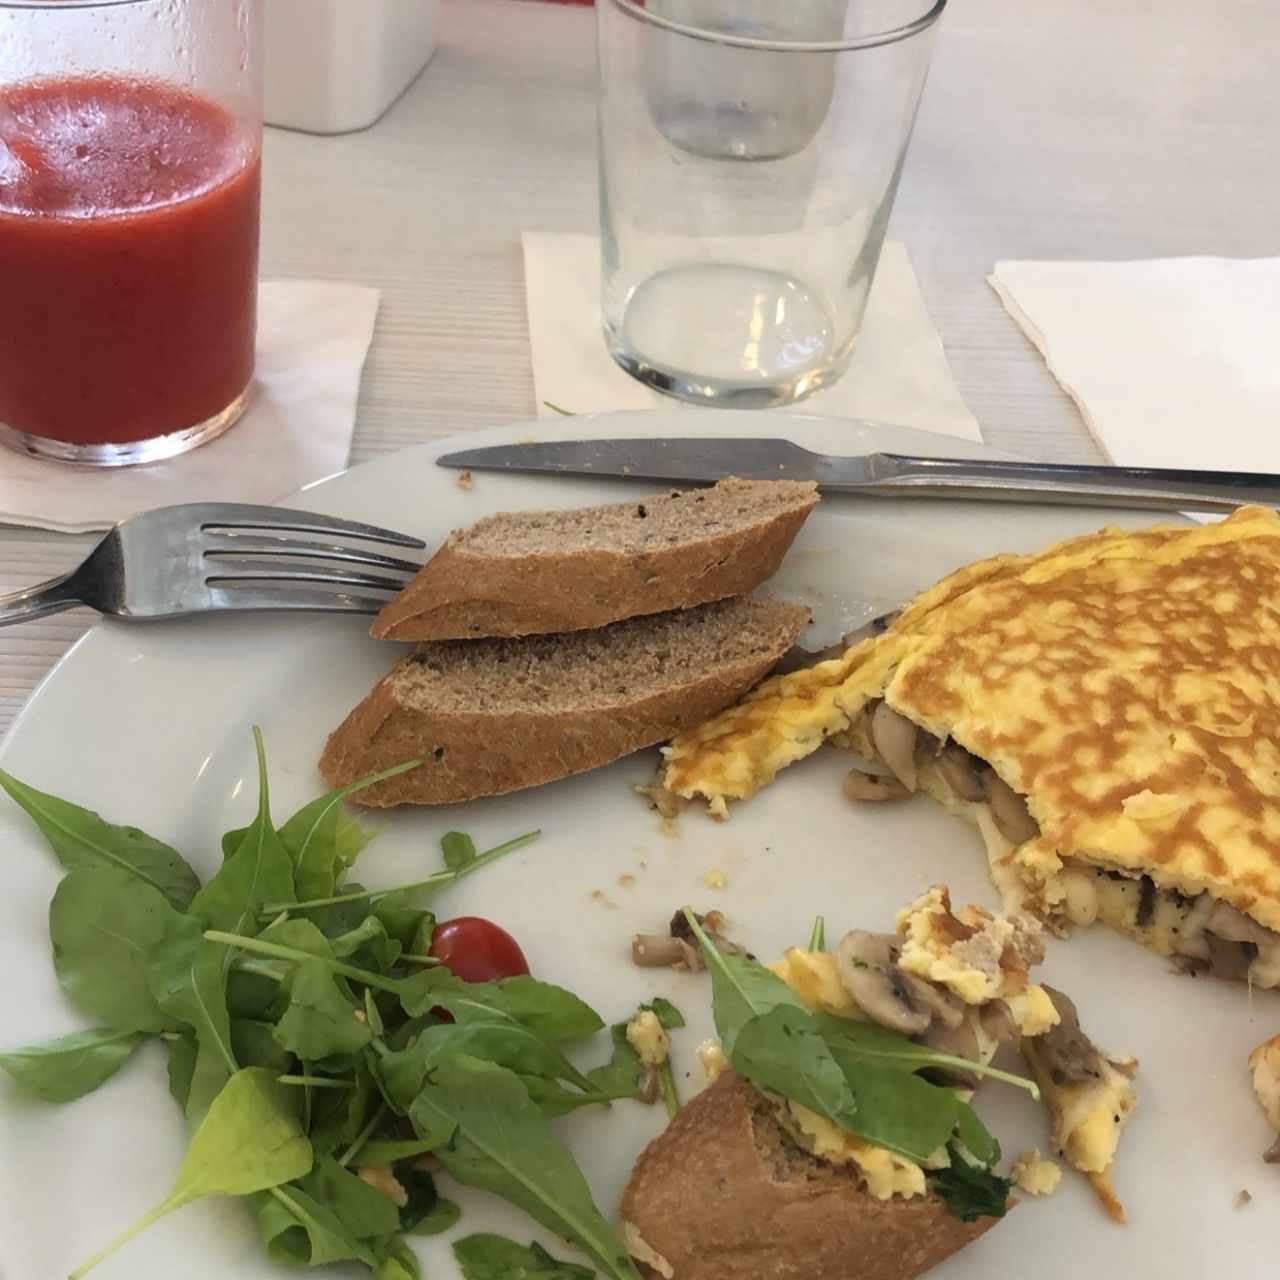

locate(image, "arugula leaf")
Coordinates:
379 1239 423 1279
927 1145 1012 1222
256 1185 378 1267
808 916 826 952
50 867 178 1034
331 915 403 971
410 1057 640 1280
190 728 295 934
274 960 374 1061
643 997 685 1030
441 831 476 870
399 971 603 1043
231 1019 293 1073
406 1193 460 1237
374 899 433 952
69 1067 313 1277
356 1138 443 1167
278 762 418 901
681 908 807 1055
584 1023 643 1100
730 1005 859 1124
816 1014 1039 1096
148 913 238 1126
166 1033 198 1110
518 1075 635 1119
0 1026 145 1103
454 1234 594 1280
0 769 200 910
954 1100 999 1168
299 1154 400 1240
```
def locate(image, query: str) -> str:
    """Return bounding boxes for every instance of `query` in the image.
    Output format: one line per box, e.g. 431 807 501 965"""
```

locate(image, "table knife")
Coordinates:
436 437 1280 514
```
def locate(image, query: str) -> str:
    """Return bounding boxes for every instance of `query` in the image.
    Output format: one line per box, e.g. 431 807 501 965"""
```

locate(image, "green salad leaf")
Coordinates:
256 1184 379 1267
411 1057 640 1280
0 769 200 910
441 831 477 870
0 1026 145 1103
927 1144 1013 1221
70 1067 313 1277
454 1234 595 1280
190 729 295 933
50 867 179 1034
680 909 807 1054
274 960 375 1061
399 970 603 1043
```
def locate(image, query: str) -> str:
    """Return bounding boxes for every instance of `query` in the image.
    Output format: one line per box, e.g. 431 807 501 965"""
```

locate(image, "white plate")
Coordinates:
0 410 1268 1280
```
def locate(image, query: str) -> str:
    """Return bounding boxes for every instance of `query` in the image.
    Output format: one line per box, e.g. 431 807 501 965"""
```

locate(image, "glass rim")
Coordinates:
0 0 155 8
605 0 947 52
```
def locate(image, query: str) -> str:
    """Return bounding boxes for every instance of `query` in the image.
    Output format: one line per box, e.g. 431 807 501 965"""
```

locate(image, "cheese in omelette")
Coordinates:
664 506 1280 989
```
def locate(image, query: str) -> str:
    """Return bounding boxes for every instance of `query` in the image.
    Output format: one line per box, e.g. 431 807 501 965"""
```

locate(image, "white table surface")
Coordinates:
1 0 1276 734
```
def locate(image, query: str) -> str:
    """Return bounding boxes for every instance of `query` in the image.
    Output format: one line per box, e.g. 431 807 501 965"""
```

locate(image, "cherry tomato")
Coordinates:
429 916 530 984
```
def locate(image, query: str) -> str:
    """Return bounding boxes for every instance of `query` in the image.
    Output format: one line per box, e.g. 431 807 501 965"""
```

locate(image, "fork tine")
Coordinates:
203 532 423 573
194 503 427 549
205 562 409 592
205 585 393 613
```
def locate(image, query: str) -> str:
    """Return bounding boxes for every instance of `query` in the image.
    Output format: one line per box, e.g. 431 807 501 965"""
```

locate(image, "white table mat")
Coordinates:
0 280 380 534
990 257 1280 476
522 232 981 443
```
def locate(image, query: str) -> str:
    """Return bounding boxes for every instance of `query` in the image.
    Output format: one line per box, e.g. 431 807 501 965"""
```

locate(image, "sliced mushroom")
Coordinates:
898 969 966 1029
986 774 1039 845
870 702 919 793
919 1016 984 1088
935 744 987 803
834 930 930 1036
1204 931 1257 983
1019 986 1103 1086
632 934 689 968
843 769 912 803
979 999 1019 1044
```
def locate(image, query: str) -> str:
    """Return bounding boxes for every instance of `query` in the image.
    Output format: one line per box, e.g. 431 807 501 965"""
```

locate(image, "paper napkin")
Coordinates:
522 232 981 442
0 280 380 533
990 257 1280 472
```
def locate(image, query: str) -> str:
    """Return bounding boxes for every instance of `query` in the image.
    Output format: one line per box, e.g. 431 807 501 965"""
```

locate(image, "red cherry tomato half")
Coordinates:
429 916 530 984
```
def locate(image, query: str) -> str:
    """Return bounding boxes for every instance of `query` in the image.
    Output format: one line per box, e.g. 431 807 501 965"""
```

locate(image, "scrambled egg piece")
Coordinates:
697 1039 728 1084
1011 1149 1062 1197
783 1101 929 1200
894 885 1047 1005
663 508 1280 979
1005 986 1060 1038
626 1010 670 1068
768 947 860 1018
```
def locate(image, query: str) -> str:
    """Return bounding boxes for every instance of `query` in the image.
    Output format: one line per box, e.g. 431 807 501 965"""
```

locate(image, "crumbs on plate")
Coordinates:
703 869 727 890
456 470 474 490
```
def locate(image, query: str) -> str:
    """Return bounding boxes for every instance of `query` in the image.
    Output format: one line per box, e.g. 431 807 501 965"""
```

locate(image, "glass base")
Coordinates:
0 383 253 468
605 263 853 408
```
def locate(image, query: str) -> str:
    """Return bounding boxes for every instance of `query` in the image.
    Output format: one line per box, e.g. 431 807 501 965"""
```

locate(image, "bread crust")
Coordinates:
369 487 817 642
319 644 796 806
619 1073 1003 1280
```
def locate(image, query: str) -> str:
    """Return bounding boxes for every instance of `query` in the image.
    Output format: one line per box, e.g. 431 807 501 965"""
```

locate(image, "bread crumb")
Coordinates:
1236 1188 1253 1208
621 1221 674 1280
1010 1149 1062 1197
704 868 727 889
517 434 537 445
456 470 473 490
352 1009 367 1023
618 873 635 888
590 889 618 909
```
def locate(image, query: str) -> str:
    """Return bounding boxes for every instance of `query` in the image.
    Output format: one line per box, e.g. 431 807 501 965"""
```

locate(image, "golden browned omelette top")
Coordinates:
664 506 1280 931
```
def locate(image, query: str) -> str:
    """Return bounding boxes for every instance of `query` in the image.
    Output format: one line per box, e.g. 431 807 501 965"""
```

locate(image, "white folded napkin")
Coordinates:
989 257 1280 472
0 280 380 534
522 232 981 442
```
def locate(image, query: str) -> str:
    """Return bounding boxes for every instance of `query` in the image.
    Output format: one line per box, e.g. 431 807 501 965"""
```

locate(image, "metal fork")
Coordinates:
0 503 427 624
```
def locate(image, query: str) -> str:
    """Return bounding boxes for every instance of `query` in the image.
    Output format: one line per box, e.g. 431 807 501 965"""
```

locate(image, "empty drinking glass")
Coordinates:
597 0 946 407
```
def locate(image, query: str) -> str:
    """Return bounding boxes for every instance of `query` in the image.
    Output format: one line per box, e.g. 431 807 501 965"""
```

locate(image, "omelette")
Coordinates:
663 505 1280 989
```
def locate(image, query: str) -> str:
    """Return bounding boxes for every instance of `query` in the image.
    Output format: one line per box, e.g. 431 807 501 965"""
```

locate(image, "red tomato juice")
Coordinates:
0 76 260 447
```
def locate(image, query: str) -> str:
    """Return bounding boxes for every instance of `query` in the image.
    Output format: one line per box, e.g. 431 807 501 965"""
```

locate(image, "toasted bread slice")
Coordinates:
620 1072 1002 1280
369 477 818 641
321 595 808 806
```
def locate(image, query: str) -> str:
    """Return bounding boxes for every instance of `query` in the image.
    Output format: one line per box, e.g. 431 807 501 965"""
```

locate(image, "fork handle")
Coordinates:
0 573 83 626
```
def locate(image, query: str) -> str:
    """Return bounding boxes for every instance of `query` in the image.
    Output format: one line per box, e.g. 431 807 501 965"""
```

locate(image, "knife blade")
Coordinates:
435 437 1280 514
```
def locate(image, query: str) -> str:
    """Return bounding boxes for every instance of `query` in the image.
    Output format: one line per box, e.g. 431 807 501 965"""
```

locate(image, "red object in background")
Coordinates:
0 76 260 447
430 916 531 985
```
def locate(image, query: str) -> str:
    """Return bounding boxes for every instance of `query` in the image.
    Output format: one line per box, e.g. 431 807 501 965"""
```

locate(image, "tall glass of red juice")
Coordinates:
0 0 262 466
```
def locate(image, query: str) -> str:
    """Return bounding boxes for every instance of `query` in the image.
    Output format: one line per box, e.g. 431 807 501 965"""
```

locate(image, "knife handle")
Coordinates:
848 454 1280 514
